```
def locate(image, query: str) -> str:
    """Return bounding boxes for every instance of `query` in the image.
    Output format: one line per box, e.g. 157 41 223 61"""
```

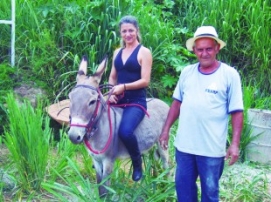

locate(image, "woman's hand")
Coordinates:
108 94 118 104
112 84 126 95
108 84 126 104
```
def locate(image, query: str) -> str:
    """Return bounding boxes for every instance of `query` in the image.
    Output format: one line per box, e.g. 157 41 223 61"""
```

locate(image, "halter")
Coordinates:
69 84 150 155
69 84 113 154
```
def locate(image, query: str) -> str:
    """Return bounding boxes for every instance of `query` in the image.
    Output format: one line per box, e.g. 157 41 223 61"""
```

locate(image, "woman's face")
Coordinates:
120 23 138 45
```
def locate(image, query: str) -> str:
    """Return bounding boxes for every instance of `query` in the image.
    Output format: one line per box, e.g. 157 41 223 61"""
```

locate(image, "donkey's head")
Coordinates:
68 56 107 144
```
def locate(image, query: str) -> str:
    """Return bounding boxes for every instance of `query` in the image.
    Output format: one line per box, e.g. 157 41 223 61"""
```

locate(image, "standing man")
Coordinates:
159 26 243 202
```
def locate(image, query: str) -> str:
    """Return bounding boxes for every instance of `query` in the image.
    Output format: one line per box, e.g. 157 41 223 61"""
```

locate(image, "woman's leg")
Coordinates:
118 106 145 181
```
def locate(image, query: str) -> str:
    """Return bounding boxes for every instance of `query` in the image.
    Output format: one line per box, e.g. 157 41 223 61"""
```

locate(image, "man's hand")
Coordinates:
159 132 169 150
225 144 240 165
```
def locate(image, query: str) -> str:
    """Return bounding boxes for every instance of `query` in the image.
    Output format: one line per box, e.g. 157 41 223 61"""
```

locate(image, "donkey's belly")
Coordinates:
135 98 169 153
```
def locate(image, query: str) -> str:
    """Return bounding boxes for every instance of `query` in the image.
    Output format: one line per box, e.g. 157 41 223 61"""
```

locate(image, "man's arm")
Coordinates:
225 111 243 165
159 99 181 150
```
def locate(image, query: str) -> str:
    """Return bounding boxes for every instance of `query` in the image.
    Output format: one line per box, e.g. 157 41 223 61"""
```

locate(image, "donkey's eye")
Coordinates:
89 100 96 106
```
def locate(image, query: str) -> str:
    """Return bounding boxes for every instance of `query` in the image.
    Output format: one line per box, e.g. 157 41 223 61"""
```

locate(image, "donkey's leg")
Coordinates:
100 159 114 195
156 142 175 179
156 142 170 170
93 160 107 197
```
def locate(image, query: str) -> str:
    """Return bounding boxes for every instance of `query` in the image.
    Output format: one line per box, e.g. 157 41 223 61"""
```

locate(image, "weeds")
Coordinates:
220 163 271 201
48 129 78 181
43 155 175 201
42 157 101 202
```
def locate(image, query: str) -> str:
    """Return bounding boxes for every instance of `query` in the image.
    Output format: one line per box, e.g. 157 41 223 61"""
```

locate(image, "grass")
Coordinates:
3 93 51 194
1 102 270 201
0 115 271 201
43 157 101 202
220 162 271 202
1 143 271 201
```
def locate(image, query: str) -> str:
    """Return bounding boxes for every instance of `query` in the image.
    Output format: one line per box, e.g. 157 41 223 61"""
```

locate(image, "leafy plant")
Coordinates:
4 93 51 193
42 157 103 202
0 177 3 202
48 129 78 181
43 155 175 201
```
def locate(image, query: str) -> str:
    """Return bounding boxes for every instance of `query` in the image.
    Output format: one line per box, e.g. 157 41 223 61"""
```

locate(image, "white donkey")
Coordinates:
68 56 170 197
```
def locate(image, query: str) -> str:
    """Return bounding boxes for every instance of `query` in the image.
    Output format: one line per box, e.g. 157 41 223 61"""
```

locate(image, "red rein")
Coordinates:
69 84 149 155
83 102 149 155
84 103 113 154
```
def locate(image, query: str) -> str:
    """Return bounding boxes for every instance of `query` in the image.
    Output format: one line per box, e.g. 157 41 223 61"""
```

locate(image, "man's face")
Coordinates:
193 38 220 69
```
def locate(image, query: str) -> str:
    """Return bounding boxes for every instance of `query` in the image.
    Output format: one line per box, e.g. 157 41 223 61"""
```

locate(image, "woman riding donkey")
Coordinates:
108 15 153 181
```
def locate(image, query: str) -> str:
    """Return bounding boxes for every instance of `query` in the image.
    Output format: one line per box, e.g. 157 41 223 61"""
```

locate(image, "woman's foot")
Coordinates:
132 156 142 181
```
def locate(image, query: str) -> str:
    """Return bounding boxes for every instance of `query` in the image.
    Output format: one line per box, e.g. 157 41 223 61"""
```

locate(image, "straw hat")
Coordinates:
186 26 226 51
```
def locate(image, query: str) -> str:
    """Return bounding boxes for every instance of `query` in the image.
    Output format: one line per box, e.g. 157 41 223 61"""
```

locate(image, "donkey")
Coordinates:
68 56 170 197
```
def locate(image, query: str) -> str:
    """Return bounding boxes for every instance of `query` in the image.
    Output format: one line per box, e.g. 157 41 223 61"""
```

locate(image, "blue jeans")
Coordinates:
175 150 224 202
118 106 145 158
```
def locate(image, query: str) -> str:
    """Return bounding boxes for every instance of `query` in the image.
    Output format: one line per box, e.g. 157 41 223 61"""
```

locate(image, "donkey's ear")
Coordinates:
78 56 88 75
92 55 108 84
76 56 88 82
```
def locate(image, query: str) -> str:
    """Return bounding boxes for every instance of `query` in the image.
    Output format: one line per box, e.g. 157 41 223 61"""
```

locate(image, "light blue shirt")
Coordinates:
173 62 243 157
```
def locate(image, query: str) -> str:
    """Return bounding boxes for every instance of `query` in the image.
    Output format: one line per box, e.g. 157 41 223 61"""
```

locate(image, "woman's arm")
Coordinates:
108 48 120 86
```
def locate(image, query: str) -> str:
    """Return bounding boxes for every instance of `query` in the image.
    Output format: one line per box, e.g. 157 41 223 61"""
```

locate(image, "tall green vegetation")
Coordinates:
0 0 271 201
4 93 51 193
1 0 270 99
43 155 175 201
0 64 15 135
0 0 189 101
47 129 78 181
169 0 271 94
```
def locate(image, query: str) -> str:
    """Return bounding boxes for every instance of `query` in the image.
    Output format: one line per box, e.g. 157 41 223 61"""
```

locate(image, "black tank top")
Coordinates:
114 44 146 108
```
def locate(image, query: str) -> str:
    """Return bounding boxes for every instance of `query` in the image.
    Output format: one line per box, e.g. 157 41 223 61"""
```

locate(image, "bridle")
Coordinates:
69 84 150 155
69 84 113 154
